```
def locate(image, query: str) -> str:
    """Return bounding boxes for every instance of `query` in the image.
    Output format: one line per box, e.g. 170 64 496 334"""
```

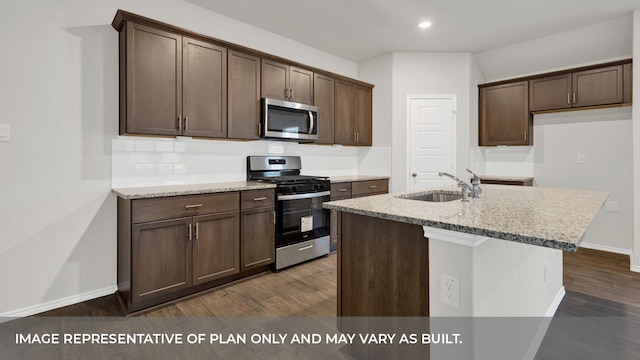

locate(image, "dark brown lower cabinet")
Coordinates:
193 213 240 285
241 207 275 270
329 179 389 252
131 218 192 304
118 189 275 314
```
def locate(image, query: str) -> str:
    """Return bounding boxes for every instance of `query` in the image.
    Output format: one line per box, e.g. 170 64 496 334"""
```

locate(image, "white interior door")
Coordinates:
407 96 456 191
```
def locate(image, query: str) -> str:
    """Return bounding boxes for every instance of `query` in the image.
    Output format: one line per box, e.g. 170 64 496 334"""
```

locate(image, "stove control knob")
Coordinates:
291 186 297 193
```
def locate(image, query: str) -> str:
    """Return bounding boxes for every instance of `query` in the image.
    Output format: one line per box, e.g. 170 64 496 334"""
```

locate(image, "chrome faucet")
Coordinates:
439 172 472 202
466 168 482 199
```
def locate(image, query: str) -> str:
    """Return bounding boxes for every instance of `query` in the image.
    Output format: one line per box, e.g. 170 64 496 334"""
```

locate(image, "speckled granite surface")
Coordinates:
112 181 276 199
479 175 534 182
329 175 390 183
324 185 608 251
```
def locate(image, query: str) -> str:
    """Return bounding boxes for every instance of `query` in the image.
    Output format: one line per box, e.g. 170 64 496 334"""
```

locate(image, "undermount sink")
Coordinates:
401 191 464 202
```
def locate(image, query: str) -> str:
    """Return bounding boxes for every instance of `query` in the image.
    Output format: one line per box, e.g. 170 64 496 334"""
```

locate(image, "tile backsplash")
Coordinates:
112 136 391 188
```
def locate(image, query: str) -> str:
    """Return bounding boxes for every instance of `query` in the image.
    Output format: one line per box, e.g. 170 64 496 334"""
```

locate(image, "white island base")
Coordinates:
423 226 565 317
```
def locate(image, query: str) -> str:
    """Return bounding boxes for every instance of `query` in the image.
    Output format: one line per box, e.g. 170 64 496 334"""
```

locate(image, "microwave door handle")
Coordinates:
308 111 315 134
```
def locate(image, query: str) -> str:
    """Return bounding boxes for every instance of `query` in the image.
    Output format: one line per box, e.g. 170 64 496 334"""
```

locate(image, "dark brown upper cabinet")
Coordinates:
530 65 625 111
120 22 227 138
313 73 335 144
227 50 261 140
334 80 373 146
479 81 532 146
261 59 314 105
112 9 374 144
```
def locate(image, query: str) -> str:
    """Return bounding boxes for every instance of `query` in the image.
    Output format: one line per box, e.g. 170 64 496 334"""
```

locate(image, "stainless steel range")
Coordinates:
247 156 330 270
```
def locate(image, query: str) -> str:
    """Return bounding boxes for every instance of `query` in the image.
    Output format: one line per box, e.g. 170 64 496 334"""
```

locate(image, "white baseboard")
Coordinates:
0 285 117 320
545 286 566 317
579 242 632 256
578 242 640 273
523 286 566 360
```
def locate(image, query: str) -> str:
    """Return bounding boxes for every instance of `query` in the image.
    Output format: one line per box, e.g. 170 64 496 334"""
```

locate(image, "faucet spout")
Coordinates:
439 172 472 202
465 168 482 199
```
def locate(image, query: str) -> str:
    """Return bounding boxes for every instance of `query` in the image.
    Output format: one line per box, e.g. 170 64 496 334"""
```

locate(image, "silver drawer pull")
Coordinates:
253 197 267 201
298 244 314 251
369 185 377 189
184 204 203 209
337 188 348 192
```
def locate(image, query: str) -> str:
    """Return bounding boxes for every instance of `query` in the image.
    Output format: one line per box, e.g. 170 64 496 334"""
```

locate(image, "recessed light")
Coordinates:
418 21 432 29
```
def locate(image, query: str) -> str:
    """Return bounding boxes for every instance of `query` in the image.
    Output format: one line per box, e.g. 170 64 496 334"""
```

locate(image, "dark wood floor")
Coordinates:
36 247 640 318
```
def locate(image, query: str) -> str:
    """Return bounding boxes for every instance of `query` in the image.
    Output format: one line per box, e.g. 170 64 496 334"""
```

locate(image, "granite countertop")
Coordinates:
479 175 534 182
323 185 608 251
328 175 390 183
112 181 276 199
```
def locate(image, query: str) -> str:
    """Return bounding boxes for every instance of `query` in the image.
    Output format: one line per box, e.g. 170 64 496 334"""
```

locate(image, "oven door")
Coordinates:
276 191 330 248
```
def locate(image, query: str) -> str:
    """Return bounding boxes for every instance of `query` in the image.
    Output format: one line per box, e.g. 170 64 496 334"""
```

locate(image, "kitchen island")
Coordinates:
323 185 608 317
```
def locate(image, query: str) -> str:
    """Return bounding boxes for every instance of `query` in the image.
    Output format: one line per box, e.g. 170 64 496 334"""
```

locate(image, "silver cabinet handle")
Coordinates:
298 244 314 251
194 222 199 240
337 188 348 192
177 116 182 131
573 92 576 104
187 223 192 241
184 204 203 209
184 116 188 131
253 197 267 201
369 185 377 189
567 93 570 105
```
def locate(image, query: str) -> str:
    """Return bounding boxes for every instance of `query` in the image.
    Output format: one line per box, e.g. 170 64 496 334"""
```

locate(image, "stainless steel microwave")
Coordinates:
261 98 318 141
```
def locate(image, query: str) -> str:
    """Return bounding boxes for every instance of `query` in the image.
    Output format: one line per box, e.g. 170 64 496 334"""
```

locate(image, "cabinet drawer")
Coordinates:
241 189 275 209
330 183 352 200
132 192 239 224
351 179 388 197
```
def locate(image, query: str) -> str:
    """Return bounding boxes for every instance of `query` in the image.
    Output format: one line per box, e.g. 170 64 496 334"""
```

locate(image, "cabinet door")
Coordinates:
479 81 531 146
289 66 314 104
572 65 623 107
183 38 227 138
241 207 275 270
192 212 240 285
227 50 260 140
354 85 373 146
261 59 289 101
131 218 192 303
228 50 261 140
529 74 571 111
314 74 335 144
125 23 182 136
334 80 355 145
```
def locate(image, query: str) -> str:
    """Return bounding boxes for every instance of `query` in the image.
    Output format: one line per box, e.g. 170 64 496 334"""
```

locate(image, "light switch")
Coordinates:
577 153 586 164
0 124 9 142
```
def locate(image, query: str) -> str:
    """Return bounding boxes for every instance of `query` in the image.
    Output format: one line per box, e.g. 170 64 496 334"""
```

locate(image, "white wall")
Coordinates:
385 53 475 193
475 15 633 82
632 10 640 271
533 108 633 252
0 0 371 316
471 15 635 254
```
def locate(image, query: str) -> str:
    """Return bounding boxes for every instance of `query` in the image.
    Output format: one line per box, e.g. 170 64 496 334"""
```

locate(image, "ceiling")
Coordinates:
186 0 638 63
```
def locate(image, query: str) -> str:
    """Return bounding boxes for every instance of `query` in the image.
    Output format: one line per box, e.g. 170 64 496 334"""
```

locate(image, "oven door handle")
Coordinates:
278 191 330 201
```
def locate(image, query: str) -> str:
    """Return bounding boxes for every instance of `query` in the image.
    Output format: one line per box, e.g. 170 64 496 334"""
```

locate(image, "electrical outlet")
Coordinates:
440 274 459 308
